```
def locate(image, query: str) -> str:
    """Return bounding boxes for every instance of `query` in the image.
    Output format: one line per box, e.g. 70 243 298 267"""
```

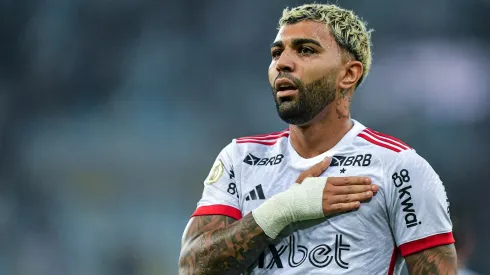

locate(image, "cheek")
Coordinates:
304 64 335 83
268 62 277 85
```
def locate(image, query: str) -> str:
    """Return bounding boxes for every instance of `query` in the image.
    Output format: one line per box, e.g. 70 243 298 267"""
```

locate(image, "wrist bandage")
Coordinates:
252 177 327 239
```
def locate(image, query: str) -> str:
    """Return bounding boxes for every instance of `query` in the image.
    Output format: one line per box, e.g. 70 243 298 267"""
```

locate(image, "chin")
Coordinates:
278 107 325 127
278 112 311 126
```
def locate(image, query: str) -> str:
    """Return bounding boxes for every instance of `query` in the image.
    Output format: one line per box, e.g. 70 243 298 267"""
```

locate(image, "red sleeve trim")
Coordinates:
388 246 398 275
399 232 455 257
191 204 242 220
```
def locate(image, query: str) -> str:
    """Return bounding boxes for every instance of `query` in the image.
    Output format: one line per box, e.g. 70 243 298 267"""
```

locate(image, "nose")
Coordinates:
275 51 295 73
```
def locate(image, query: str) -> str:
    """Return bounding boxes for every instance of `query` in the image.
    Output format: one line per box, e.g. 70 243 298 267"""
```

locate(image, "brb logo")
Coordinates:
243 153 284 166
330 154 372 167
257 234 350 270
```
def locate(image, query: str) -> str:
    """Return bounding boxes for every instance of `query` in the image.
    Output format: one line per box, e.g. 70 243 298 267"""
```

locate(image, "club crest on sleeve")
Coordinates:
205 159 224 185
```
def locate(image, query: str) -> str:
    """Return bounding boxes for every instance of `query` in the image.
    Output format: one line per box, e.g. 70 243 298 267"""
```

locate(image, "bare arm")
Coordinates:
405 244 458 275
178 213 272 275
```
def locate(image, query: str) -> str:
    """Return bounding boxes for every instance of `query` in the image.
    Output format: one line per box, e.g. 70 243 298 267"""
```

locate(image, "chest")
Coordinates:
238 152 391 244
237 153 396 274
239 153 384 211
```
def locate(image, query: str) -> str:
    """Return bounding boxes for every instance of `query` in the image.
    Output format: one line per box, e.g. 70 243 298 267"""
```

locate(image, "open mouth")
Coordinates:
275 78 298 101
277 89 298 103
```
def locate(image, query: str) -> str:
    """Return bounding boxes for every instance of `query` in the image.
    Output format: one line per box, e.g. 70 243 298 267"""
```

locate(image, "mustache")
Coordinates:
272 72 303 91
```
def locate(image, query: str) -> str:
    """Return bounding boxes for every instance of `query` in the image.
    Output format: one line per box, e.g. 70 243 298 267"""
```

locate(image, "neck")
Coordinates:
289 104 353 159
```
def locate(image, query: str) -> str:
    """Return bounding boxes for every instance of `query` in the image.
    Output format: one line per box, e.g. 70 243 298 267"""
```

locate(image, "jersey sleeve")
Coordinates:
385 150 454 257
191 141 242 220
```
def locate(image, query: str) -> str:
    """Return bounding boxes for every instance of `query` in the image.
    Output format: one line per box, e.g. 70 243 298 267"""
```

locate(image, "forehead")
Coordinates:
273 20 335 46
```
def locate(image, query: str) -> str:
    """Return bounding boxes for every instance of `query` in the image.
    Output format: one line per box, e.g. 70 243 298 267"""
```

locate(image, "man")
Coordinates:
179 3 457 275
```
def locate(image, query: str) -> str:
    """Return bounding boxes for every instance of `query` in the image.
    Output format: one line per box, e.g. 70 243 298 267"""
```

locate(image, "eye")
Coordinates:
271 49 282 59
299 46 315 55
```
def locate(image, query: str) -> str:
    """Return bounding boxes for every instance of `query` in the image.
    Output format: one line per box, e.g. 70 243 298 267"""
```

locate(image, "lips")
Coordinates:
275 78 298 99
275 78 297 92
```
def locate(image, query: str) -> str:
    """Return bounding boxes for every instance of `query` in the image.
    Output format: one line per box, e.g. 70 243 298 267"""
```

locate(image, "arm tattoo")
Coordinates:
405 244 458 275
179 213 272 275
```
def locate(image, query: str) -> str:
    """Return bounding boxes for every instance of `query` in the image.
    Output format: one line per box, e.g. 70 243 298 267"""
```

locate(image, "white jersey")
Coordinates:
192 119 454 275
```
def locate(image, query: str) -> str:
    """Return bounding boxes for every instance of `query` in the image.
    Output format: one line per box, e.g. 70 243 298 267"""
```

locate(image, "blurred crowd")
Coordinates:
0 0 488 274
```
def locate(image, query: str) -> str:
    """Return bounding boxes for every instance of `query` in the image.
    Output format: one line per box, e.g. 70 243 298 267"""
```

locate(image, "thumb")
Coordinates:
296 157 331 184
321 156 331 169
310 156 331 176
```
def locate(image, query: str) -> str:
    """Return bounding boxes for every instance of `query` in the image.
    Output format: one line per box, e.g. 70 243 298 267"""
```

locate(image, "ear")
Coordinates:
338 60 363 90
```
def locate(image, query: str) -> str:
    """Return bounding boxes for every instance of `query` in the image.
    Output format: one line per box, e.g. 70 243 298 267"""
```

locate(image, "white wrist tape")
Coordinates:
252 177 327 239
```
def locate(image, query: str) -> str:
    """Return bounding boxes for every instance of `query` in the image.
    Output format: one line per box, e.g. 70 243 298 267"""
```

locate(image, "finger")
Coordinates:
296 157 330 183
331 191 374 204
307 157 331 176
324 201 360 215
333 184 378 195
328 176 371 186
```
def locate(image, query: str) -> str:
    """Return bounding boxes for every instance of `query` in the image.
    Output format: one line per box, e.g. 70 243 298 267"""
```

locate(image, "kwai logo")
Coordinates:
392 169 421 228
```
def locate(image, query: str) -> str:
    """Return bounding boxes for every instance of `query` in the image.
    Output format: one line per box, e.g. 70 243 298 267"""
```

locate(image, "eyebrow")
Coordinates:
270 38 323 49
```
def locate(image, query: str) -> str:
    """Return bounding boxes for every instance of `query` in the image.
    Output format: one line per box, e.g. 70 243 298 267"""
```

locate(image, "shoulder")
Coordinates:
353 127 433 171
234 128 290 146
232 128 289 153
219 129 290 163
354 127 413 161
355 127 412 154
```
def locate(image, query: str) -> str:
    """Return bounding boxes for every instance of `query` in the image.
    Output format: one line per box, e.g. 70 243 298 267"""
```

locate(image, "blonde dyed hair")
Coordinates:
279 3 373 87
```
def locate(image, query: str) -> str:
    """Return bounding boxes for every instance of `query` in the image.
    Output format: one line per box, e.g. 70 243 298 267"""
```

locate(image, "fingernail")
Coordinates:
323 157 330 164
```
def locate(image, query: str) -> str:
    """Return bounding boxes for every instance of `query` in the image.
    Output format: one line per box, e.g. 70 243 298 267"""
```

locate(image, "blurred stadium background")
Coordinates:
0 0 489 274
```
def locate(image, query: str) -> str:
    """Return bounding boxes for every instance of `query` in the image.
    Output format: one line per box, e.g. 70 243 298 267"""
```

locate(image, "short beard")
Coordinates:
271 73 337 125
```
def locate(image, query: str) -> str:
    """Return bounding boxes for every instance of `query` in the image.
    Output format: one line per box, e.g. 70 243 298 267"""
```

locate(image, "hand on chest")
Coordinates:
240 154 382 218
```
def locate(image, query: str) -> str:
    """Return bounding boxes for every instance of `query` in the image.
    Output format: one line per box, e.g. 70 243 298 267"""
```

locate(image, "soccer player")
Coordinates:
179 3 457 275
